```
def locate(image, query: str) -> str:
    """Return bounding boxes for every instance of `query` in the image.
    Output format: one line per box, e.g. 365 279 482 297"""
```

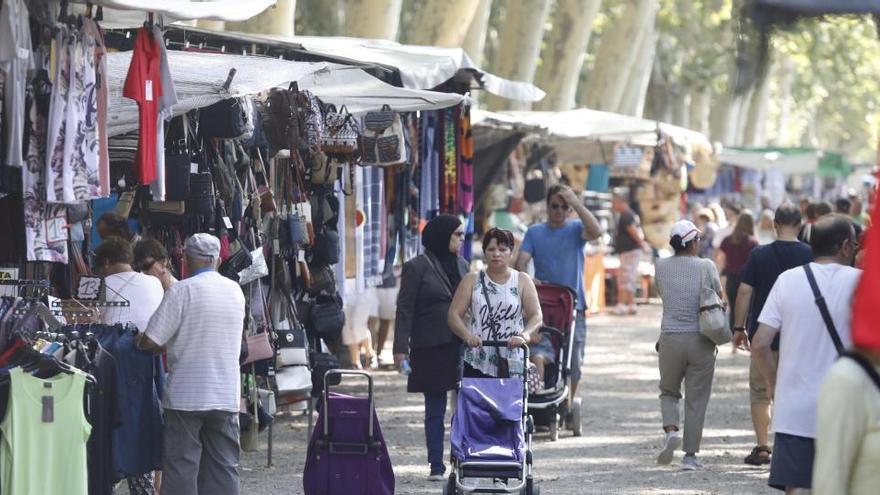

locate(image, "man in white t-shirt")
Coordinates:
138 234 246 495
752 214 862 493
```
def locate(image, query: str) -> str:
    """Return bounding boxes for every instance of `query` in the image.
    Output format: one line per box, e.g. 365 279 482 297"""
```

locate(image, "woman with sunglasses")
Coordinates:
133 239 178 290
393 214 470 481
653 220 723 471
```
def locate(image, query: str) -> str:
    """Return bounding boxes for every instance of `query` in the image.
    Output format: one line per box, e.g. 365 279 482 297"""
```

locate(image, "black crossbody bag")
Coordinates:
803 264 845 354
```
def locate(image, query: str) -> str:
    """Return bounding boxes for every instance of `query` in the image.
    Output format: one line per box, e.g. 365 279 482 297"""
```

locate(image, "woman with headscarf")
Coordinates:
393 214 470 481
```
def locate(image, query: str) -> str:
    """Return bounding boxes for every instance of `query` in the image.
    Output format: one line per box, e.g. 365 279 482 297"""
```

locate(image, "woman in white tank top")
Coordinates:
448 228 544 378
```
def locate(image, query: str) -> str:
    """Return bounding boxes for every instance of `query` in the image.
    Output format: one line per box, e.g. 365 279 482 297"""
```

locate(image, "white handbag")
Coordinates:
698 261 731 345
275 365 312 395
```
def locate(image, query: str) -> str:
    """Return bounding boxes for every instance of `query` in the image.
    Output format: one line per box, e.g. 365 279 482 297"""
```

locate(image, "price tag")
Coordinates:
223 216 233 229
191 162 199 174
76 276 103 301
145 80 154 101
0 268 19 297
42 396 54 423
46 215 68 244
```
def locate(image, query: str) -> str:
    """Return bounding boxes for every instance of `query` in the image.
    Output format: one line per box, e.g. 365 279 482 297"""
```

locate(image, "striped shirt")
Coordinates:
655 256 722 333
144 271 246 412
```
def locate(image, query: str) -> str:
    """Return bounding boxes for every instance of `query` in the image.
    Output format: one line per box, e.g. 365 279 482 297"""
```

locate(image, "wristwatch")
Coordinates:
733 326 746 332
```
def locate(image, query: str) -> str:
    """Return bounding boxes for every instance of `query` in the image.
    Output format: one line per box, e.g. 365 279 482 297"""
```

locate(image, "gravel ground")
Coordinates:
240 304 776 494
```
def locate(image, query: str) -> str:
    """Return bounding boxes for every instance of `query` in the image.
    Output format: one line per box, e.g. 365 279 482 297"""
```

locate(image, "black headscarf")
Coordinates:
422 214 463 289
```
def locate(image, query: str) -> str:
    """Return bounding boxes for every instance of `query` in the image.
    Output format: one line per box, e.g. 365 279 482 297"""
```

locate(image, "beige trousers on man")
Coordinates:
658 332 717 454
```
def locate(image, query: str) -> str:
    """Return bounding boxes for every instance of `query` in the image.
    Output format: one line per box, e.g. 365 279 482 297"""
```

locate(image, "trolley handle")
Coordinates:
322 370 375 442
479 339 530 360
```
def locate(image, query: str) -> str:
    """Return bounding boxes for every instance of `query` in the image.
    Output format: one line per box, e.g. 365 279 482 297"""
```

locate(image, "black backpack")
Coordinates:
262 83 301 151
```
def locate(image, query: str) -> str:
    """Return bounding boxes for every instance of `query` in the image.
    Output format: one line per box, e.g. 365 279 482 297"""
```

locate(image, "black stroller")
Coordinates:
445 341 539 495
528 283 582 441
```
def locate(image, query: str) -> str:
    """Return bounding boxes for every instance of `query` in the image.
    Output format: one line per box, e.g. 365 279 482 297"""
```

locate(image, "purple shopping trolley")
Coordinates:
303 370 394 495
446 340 539 495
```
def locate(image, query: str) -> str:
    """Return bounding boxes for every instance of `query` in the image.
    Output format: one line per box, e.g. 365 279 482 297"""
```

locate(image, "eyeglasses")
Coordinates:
549 203 570 211
453 231 466 238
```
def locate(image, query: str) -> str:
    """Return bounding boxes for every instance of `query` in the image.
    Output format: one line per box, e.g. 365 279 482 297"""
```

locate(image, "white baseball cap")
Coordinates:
670 220 702 244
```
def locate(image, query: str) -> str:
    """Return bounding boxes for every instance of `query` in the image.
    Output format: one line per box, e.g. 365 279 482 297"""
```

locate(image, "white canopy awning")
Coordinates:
718 148 821 174
71 0 276 22
500 108 712 163
260 35 546 103
106 51 462 136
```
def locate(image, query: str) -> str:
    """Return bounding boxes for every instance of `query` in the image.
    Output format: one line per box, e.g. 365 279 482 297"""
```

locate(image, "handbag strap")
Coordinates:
844 352 880 392
803 264 844 355
698 261 724 312
422 253 454 299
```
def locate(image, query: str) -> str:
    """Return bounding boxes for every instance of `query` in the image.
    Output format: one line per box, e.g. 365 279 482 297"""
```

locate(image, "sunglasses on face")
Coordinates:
549 203 570 211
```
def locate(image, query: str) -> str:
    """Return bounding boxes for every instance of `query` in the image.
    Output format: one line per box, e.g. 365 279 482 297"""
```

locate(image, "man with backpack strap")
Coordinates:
752 214 862 493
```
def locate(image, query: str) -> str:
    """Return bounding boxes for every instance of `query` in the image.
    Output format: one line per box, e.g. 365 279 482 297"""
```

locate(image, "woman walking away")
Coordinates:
448 228 543 379
393 214 469 481
717 211 758 335
654 220 723 471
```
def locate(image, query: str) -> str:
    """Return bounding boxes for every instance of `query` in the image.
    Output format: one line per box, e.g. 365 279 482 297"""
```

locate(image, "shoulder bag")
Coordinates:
804 264 844 355
698 261 731 345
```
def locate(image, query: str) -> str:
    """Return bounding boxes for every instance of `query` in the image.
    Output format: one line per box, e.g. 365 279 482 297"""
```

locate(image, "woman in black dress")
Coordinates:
393 214 468 481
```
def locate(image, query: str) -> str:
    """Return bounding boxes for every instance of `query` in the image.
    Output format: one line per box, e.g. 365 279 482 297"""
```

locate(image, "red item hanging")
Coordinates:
852 176 880 351
123 27 164 185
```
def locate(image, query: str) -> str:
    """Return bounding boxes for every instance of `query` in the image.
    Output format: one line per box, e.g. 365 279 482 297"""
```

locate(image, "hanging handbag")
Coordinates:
262 83 302 151
295 89 324 151
698 261 731 345
309 293 345 341
241 329 274 366
115 190 136 218
238 247 270 286
360 104 407 166
321 104 360 155
310 351 341 398
308 151 338 185
276 324 309 367
219 243 253 282
275 365 312 395
312 228 340 265
307 264 336 296
186 172 215 216
198 98 248 139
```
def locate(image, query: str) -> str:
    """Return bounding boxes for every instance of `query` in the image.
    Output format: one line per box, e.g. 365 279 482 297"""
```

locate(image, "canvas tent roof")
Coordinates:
500 108 712 164
106 51 463 137
71 0 276 22
719 147 852 177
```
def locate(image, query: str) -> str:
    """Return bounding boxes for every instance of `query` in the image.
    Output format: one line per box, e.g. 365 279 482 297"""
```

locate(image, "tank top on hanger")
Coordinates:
465 269 525 377
0 367 91 495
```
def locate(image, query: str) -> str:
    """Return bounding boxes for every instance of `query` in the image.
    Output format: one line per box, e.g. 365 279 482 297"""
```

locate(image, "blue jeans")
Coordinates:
424 392 447 471
571 311 587 383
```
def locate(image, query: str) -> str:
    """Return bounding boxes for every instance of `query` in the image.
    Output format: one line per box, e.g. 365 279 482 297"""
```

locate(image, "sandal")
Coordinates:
744 445 772 465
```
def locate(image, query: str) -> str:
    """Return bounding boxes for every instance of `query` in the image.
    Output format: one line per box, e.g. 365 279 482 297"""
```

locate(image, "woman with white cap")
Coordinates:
653 220 723 471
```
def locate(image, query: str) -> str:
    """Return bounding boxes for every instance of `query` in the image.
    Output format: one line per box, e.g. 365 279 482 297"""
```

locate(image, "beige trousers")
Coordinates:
658 332 717 454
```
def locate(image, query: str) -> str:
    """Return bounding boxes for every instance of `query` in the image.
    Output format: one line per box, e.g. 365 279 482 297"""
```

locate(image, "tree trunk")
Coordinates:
689 88 711 136
226 0 297 36
618 27 657 117
772 56 795 145
580 0 659 113
463 0 493 65
742 60 773 146
296 0 341 36
643 62 671 123
341 0 403 40
671 90 690 129
486 0 554 111
733 85 755 145
405 0 482 47
534 0 603 111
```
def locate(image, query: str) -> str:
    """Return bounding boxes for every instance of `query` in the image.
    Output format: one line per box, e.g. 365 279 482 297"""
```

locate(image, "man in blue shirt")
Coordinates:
515 184 603 410
732 203 812 467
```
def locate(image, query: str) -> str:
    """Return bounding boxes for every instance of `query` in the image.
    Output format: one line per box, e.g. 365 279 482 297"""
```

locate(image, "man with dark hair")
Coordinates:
732 203 813 467
835 197 852 215
515 184 603 413
752 214 861 492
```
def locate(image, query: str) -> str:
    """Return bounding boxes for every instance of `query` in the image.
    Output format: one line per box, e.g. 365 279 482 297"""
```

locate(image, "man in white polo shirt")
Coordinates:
138 233 247 495
752 214 861 493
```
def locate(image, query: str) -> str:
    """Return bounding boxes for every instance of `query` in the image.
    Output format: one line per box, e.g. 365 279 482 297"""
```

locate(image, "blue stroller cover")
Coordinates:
451 378 525 462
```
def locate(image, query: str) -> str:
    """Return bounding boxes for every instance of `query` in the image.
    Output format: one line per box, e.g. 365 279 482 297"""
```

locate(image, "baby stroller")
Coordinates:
529 283 582 441
446 341 539 495
303 370 394 495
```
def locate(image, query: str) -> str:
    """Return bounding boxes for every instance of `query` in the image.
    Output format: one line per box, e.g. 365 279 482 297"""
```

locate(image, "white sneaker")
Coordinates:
682 455 703 471
656 431 681 465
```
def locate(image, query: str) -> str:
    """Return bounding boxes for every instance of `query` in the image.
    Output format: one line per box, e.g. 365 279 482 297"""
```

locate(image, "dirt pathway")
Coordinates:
240 304 775 494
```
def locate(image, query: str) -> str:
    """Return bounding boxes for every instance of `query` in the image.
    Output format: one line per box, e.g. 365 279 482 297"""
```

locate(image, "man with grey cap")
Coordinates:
138 233 247 495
